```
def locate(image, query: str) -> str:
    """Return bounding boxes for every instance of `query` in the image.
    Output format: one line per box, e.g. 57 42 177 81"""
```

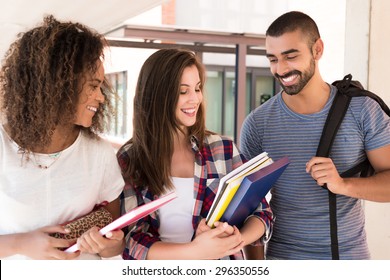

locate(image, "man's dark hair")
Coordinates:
266 11 321 47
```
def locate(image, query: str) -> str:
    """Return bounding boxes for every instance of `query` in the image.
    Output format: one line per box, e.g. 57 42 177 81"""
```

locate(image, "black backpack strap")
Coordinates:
316 78 352 260
340 158 372 178
328 192 339 259
317 91 352 158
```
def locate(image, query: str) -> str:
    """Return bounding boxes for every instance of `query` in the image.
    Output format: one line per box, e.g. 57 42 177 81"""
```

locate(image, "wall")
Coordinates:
365 0 390 260
369 0 390 105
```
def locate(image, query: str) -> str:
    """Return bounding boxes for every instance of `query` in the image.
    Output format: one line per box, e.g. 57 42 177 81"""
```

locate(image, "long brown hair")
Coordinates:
120 48 208 196
0 15 114 153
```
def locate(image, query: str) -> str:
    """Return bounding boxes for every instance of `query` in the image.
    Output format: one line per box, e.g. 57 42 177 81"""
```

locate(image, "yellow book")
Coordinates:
206 155 273 228
206 178 242 228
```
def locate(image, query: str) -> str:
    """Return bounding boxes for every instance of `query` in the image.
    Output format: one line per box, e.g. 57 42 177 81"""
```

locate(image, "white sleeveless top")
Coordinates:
158 177 195 243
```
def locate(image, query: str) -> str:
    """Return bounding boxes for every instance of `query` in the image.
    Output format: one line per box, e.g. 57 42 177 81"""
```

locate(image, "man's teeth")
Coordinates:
282 75 298 82
87 106 97 112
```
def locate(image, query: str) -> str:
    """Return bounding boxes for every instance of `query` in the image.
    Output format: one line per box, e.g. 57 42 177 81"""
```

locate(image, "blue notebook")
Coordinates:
220 156 290 228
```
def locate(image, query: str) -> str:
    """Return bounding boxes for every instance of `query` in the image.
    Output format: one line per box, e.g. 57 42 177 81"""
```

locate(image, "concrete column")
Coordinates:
365 0 390 260
344 0 370 86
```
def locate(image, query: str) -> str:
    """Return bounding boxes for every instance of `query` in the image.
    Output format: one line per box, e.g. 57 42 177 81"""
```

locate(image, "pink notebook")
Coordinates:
65 191 177 253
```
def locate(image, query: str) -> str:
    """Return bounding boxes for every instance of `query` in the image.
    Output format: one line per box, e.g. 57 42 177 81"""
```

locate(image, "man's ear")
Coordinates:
313 38 324 60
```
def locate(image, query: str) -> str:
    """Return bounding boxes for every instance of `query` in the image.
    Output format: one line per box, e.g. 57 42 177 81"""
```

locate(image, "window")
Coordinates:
106 71 129 138
204 66 277 141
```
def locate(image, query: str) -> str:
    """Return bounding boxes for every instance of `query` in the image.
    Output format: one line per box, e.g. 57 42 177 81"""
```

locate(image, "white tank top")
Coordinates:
158 177 195 243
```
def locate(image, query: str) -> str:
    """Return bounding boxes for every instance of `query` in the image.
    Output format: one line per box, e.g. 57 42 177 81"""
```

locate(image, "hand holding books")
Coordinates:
65 191 177 253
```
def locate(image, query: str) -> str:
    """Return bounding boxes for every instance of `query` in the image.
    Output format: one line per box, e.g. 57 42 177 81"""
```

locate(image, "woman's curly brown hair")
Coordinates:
0 15 114 152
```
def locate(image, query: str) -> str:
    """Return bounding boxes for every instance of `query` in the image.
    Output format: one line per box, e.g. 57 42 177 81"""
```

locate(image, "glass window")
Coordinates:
224 71 235 139
254 75 274 108
205 70 223 134
106 71 128 138
205 67 275 141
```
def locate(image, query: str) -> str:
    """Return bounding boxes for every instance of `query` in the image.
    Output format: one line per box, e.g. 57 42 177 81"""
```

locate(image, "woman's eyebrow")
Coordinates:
89 78 103 83
180 81 201 87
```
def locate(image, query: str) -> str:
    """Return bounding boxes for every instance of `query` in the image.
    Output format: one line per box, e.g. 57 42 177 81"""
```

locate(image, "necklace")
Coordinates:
31 151 63 169
29 131 73 169
10 126 77 169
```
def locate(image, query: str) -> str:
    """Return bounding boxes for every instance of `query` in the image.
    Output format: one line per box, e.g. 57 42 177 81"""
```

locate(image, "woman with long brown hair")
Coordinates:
117 48 273 259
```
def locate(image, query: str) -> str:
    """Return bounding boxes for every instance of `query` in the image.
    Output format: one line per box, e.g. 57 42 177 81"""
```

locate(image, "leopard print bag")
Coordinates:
50 207 113 240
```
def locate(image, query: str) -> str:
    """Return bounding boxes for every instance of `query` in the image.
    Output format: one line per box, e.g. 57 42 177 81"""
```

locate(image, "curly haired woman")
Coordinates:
0 15 125 260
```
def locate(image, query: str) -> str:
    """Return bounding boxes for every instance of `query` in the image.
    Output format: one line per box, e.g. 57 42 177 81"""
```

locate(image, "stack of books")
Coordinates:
206 152 289 228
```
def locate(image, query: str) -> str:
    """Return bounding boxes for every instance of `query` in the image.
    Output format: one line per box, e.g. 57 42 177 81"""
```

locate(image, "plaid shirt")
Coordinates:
117 134 273 260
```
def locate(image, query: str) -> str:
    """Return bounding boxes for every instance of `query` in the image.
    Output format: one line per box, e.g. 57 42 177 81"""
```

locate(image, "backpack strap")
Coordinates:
340 158 372 178
328 193 339 259
317 89 351 158
316 77 352 260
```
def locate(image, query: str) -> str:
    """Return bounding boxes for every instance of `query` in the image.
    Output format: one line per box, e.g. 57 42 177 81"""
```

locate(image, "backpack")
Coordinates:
316 74 390 259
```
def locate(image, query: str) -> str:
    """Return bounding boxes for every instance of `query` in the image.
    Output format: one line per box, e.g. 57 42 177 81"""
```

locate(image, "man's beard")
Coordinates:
275 58 315 96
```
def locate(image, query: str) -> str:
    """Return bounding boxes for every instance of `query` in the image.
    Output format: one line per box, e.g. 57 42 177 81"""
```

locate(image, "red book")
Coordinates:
65 191 177 253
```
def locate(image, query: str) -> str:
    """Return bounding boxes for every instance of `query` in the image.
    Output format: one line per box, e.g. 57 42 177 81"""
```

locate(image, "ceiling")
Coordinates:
0 0 164 58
